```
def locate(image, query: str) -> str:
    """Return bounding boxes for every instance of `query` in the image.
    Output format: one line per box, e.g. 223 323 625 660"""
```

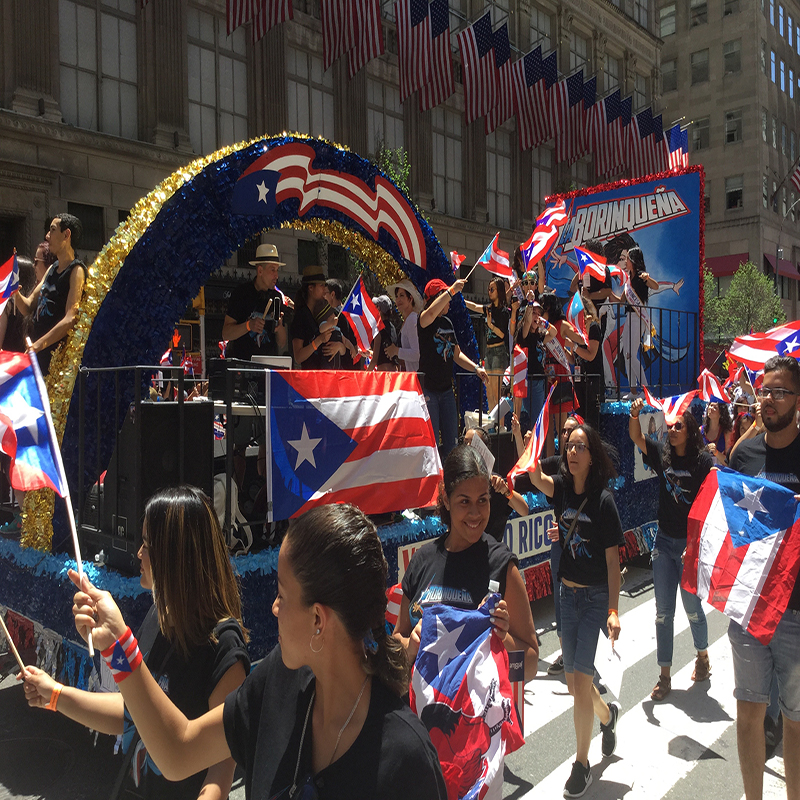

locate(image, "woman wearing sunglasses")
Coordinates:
68 504 447 800
629 399 713 701
527 425 623 798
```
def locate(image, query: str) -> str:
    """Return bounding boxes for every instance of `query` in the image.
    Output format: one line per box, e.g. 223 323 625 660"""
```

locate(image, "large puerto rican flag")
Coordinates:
683 468 800 644
410 598 524 800
521 199 568 271
266 371 441 520
728 320 800 370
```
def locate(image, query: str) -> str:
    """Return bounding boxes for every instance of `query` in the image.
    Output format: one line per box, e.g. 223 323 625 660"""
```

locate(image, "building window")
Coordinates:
781 60 786 91
704 193 711 214
723 40 741 74
606 55 621 92
67 202 105 251
790 15 794 44
59 0 139 138
690 0 707 25
773 115 778 148
569 31 589 72
691 49 709 84
725 176 743 209
725 109 742 143
633 0 648 29
532 147 553 210
286 46 335 141
762 40 767 74
783 123 788 154
797 26 800 54
770 0 775 25
780 5 785 35
792 69 796 98
773 180 778 210
763 174 769 208
572 159 590 190
782 187 787 216
693 116 710 150
659 3 676 36
486 128 512 229
762 108 768 141
431 106 462 218
634 73 648 108
187 8 247 156
662 59 677 92
367 78 404 156
771 50 776 82
530 6 552 50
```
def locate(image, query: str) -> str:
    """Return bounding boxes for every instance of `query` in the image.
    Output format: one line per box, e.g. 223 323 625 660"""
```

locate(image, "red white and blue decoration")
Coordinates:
341 276 384 353
642 387 697 425
267 370 441 520
566 290 588 345
410 597 524 799
520 199 568 270
697 368 728 403
573 246 608 283
512 345 527 398
728 320 800 369
683 468 800 644
475 233 511 279
507 384 556 490
0 251 20 316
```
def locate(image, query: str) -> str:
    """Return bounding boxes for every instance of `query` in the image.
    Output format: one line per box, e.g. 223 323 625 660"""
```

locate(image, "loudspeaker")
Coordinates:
80 401 214 574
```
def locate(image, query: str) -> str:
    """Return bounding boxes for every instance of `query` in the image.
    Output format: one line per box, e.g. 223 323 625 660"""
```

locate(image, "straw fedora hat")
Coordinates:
249 243 286 266
387 279 424 312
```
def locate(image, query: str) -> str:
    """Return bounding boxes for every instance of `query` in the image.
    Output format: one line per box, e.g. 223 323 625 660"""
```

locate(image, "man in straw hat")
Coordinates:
222 243 287 360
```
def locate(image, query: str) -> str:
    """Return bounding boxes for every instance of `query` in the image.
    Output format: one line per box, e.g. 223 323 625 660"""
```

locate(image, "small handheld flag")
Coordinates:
574 247 608 283
642 387 697 424
566 291 588 345
521 200 568 270
507 384 556 490
475 234 512 279
698 369 728 403
341 276 385 353
450 250 467 273
0 250 20 316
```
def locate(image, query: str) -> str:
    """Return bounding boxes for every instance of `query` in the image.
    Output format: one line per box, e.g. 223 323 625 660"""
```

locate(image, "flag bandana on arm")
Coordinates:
642 387 697 425
728 320 800 369
521 199 568 270
409 598 524 800
512 345 527 398
683 468 800 644
475 234 512 279
267 370 441 520
573 246 608 283
0 252 20 315
507 384 556 490
341 276 384 353
698 368 728 403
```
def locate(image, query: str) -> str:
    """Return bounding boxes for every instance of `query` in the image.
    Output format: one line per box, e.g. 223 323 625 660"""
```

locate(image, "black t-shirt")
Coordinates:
223 646 446 800
515 309 545 376
629 272 649 305
578 321 603 379
225 282 282 360
418 314 457 393
485 304 510 347
540 455 562 477
551 476 624 586
289 302 326 369
586 267 612 308
730 431 800 610
125 606 250 799
402 533 518 616
642 439 713 539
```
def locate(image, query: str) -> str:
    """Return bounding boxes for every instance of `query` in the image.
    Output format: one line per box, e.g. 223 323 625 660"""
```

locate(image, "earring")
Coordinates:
310 630 324 654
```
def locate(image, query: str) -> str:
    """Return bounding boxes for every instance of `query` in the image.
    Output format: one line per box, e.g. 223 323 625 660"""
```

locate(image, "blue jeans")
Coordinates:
550 541 562 637
652 531 708 666
522 375 546 432
425 387 458 460
560 583 610 676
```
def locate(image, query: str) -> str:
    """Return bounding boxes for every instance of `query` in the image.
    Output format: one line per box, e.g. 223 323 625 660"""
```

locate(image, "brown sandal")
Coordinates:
692 653 711 682
651 675 671 701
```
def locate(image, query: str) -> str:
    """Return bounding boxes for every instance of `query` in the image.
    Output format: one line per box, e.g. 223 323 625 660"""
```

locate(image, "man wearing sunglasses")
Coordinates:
728 355 800 800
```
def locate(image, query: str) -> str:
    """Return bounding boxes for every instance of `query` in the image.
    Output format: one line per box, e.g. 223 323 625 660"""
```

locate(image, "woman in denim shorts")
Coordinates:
529 424 625 798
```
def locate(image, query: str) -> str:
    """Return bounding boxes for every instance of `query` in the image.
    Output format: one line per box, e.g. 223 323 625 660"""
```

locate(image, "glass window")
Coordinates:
690 0 707 25
662 59 677 92
286 45 335 142
693 116 710 150
532 146 553 208
187 7 247 155
431 106 463 218
367 78 404 156
486 127 512 229
762 40 767 74
67 201 105 251
725 109 742 143
659 4 676 36
530 6 552 50
797 26 800 54
782 187 787 216
773 115 778 148
773 180 778 210
781 60 786 90
770 0 775 25
569 31 589 72
725 175 743 209
634 0 648 29
724 0 739 13
634 73 648 108
724 40 741 73
606 55 621 92
780 5 785 34
762 108 768 141
571 159 590 190
792 68 795 98
763 174 769 208
771 50 776 82
691 49 709 84
790 15 794 44
59 0 138 138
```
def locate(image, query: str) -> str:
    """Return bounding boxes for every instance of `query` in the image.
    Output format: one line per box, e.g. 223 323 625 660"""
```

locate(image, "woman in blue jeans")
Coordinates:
529 424 624 798
629 398 713 701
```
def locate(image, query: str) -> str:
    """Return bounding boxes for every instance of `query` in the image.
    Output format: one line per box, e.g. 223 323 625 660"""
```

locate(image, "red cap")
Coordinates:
424 279 450 299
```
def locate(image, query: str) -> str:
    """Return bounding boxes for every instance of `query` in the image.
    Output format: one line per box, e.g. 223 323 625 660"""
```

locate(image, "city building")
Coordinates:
658 0 800 320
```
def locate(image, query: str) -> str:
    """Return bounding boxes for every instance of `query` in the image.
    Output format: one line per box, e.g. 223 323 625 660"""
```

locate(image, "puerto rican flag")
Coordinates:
385 583 404 628
698 369 728 403
267 371 441 520
512 345 527 398
507 383 556 490
727 320 800 370
341 276 384 353
0 252 19 316
574 247 608 283
450 250 467 273
566 291 588 346
683 468 800 644
607 261 629 287
0 352 69 495
521 200 568 270
642 387 697 424
475 234 511 279
410 598 524 800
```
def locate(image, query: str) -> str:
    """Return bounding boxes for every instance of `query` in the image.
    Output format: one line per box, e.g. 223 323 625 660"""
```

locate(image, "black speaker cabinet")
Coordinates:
80 401 214 574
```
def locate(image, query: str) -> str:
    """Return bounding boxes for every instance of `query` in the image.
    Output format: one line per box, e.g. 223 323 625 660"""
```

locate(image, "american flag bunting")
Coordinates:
251 0 293 42
458 11 498 125
397 0 432 102
419 0 454 111
485 23 514 134
552 70 585 165
347 0 385 78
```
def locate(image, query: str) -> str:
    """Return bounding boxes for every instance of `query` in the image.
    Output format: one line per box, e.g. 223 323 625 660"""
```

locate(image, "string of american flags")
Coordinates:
219 0 690 177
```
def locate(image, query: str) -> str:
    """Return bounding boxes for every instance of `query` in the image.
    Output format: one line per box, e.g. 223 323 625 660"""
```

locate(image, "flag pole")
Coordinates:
0 611 27 674
25 338 93 656
462 262 480 282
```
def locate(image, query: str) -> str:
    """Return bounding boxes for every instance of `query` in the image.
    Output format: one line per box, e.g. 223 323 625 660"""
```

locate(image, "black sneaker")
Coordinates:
547 654 565 675
600 701 620 757
765 712 783 760
563 760 592 798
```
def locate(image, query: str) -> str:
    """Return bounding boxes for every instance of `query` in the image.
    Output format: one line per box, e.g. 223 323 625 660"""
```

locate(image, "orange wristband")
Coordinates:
608 608 618 616
246 319 252 332
46 682 63 712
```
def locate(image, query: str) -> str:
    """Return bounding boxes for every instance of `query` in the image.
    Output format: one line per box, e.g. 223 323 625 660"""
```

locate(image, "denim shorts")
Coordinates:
728 608 800 721
485 344 509 372
559 582 610 677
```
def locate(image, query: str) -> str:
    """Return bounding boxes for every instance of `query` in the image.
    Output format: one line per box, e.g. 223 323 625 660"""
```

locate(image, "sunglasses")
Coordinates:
522 280 536 286
565 442 588 454
666 421 684 431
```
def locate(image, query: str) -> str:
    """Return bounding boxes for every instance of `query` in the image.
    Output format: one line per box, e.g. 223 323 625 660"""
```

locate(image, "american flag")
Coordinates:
728 320 800 369
251 0 293 43
397 0 431 102
475 233 512 279
667 124 689 171
342 276 385 352
347 0 385 78
227 0 254 35
419 0 454 111
617 95 633 173
698 368 729 403
512 345 528 398
791 161 800 194
507 384 556 490
521 199 568 269
512 47 542 150
628 107 653 177
552 70 585 165
458 11 497 125
320 0 355 70
642 387 698 424
590 89 622 177
577 75 596 161
574 246 608 282
485 23 514 134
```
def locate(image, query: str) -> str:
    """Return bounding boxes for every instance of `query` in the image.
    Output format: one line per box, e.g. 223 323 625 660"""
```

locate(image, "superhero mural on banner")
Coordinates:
541 167 703 395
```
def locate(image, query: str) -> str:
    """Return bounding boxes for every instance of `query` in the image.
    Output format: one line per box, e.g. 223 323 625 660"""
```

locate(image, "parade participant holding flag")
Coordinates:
385 279 423 373
570 294 603 428
727 355 800 800
68 503 447 800
515 290 555 433
628 396 713 702
526 424 623 798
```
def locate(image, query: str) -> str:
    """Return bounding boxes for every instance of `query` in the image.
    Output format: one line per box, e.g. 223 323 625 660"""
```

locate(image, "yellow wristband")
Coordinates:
46 682 63 712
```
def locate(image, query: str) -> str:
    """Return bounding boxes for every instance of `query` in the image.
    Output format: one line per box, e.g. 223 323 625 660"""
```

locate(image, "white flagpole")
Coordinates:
25 339 93 656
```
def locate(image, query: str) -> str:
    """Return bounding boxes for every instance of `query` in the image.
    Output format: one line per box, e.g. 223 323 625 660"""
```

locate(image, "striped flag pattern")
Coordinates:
698 369 728 403
512 345 528 398
475 233 512 279
485 23 514 134
574 246 608 282
419 0 454 111
792 162 800 194
347 0 385 78
521 199 568 269
566 291 588 346
458 11 497 125
642 387 698 424
552 70 585 165
507 384 556 490
397 0 432 102
667 124 689 171
577 75 596 160
512 47 542 150
617 94 633 173
321 0 355 69
728 320 800 369
342 276 385 352
251 0 293 42
227 0 255 35
0 252 19 317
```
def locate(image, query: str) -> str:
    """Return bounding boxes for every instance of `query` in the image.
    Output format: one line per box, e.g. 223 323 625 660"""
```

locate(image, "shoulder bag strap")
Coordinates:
561 497 588 555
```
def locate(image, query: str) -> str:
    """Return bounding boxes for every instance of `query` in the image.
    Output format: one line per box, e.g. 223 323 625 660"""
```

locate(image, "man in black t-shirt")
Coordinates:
222 243 287 360
727 355 800 800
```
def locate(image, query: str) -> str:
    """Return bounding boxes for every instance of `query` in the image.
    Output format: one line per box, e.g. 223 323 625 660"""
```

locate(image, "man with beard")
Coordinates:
728 355 800 800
